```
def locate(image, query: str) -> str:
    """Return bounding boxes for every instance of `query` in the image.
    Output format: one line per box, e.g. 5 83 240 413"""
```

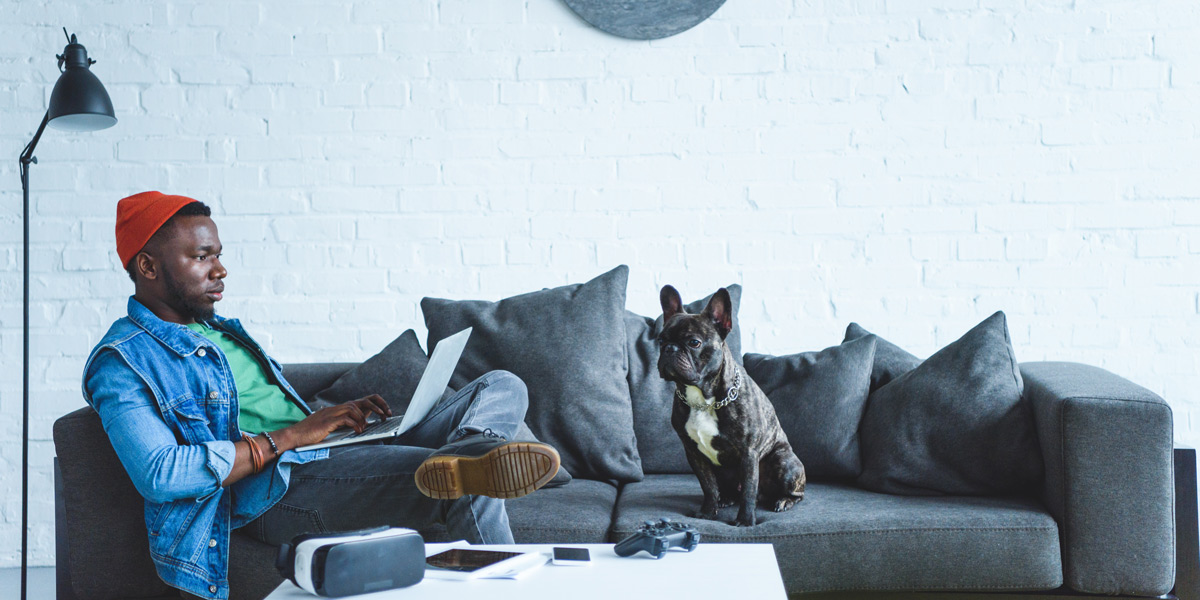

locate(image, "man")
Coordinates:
82 191 561 600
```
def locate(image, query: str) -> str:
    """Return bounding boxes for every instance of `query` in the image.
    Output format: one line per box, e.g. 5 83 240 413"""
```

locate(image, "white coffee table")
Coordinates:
265 543 787 600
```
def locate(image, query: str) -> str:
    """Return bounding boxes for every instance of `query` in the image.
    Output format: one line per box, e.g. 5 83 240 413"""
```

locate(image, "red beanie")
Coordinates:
115 191 200 267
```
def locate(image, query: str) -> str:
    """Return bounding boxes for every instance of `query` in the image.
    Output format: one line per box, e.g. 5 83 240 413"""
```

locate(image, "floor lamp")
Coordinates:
18 29 116 600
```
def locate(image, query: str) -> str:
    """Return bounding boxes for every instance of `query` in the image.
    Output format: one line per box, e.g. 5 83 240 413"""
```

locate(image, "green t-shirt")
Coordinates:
186 322 307 435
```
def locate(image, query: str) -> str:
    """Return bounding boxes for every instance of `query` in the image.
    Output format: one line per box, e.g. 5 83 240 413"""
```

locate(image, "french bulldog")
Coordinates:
657 285 805 526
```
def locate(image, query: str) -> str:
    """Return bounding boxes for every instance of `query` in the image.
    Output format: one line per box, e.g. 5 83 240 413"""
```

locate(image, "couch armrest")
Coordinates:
1175 446 1198 600
1021 361 1174 596
54 406 176 600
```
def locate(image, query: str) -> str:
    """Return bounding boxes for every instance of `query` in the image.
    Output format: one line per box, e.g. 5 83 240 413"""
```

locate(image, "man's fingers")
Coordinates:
340 404 369 431
366 394 391 417
370 394 391 417
353 394 390 419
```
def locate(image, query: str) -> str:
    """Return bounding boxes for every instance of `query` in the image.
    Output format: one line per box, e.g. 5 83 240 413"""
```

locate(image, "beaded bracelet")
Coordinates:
262 431 280 456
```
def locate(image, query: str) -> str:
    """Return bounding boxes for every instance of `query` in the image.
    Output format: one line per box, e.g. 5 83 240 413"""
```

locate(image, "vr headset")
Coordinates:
275 527 424 597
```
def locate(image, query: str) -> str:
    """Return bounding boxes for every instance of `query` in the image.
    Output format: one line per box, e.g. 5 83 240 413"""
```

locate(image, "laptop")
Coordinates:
296 327 472 451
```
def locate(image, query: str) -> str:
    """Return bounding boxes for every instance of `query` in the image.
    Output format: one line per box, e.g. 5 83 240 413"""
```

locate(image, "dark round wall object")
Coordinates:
563 0 728 40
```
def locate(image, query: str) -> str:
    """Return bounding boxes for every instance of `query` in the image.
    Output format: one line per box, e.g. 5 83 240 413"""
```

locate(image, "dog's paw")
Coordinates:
772 498 796 512
733 511 756 527
716 498 736 508
691 509 719 521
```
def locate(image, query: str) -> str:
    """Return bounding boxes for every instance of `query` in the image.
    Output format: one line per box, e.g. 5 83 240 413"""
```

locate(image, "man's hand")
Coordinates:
222 395 392 488
277 394 392 449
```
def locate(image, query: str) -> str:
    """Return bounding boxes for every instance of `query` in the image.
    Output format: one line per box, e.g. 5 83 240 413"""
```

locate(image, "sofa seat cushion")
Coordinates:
414 479 619 544
612 475 1062 594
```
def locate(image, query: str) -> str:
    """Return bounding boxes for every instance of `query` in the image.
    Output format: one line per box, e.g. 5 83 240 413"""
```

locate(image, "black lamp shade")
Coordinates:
47 41 116 132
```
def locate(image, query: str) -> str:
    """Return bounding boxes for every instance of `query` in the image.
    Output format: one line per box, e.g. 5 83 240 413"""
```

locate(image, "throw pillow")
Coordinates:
421 265 641 483
743 334 877 481
857 311 1042 496
312 329 438 412
626 285 743 474
311 329 572 484
843 322 922 393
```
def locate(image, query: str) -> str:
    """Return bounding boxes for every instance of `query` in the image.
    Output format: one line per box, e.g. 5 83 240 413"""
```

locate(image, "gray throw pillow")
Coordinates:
743 335 877 481
312 329 438 413
312 329 571 484
843 322 922 393
421 265 640 483
857 311 1042 496
626 285 742 475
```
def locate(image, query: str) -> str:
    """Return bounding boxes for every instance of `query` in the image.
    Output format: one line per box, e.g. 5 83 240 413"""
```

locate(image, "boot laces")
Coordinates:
480 427 507 441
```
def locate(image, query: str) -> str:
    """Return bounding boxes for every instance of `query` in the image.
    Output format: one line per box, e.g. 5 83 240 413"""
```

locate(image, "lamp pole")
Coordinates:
18 30 116 600
19 109 52 600
19 118 42 600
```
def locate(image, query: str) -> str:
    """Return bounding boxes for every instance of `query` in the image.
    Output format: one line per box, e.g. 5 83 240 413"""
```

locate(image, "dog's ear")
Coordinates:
660 285 684 323
702 288 733 340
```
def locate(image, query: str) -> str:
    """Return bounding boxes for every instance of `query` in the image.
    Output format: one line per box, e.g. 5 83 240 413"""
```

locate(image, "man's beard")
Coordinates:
162 269 216 321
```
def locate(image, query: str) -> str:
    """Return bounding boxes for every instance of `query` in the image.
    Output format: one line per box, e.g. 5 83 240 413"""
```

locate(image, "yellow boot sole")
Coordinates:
415 442 561 500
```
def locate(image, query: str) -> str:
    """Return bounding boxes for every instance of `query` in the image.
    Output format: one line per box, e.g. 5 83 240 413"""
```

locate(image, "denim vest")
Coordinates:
81 298 329 600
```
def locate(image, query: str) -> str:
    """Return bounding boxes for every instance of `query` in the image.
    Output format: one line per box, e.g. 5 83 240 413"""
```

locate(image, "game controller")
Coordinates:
613 518 700 559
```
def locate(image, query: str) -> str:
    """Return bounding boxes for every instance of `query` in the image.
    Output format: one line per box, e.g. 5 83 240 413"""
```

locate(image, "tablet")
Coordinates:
425 549 546 580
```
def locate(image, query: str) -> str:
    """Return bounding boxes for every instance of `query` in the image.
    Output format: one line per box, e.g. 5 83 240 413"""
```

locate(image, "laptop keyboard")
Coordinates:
346 415 404 438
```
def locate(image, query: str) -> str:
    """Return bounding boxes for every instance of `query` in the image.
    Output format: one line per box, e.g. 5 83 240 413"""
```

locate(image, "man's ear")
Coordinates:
701 288 732 340
134 252 159 282
660 285 684 323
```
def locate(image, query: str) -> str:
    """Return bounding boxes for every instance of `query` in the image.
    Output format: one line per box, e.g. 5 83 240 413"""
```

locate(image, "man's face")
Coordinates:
152 215 226 323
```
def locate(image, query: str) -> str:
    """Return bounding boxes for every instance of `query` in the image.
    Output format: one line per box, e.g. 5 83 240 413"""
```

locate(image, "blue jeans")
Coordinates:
242 371 528 545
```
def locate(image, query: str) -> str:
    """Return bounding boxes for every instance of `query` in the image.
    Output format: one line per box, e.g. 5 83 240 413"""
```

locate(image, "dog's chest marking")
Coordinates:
683 386 722 466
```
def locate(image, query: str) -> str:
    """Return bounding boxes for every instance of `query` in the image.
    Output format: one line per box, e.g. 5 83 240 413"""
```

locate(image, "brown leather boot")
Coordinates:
415 429 561 500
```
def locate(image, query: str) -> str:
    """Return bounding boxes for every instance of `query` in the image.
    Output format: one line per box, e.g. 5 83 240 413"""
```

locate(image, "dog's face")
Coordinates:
656 286 733 386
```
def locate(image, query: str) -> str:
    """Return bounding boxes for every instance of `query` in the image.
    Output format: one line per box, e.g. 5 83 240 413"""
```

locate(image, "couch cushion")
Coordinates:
857 311 1043 496
413 479 619 544
843 322 923 393
743 335 876 481
508 479 620 544
422 265 641 483
612 475 1062 594
626 285 743 474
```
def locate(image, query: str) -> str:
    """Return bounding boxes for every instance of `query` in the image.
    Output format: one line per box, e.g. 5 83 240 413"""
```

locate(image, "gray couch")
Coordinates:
54 359 1195 600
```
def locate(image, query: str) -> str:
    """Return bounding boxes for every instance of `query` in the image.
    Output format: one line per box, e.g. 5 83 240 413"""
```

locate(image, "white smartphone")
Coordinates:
551 547 591 566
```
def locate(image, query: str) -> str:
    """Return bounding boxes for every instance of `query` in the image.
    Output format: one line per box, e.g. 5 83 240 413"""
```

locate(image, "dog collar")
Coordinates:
676 366 742 411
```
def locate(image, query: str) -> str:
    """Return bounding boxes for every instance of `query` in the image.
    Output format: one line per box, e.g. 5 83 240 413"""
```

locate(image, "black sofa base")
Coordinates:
797 447 1197 600
53 449 1199 600
800 592 1177 600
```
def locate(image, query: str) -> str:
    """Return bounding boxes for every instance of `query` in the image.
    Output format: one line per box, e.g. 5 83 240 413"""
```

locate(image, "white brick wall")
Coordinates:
2 0 1198 568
